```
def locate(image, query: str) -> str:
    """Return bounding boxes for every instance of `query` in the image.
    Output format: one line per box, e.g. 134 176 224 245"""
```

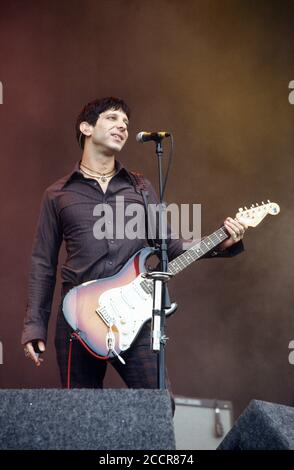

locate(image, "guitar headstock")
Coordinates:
235 200 280 227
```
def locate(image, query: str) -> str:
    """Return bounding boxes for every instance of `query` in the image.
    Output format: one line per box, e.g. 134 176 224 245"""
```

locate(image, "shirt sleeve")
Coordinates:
21 189 63 345
208 239 244 257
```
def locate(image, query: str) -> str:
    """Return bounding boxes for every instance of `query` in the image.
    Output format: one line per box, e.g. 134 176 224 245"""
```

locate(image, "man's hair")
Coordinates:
75 96 131 149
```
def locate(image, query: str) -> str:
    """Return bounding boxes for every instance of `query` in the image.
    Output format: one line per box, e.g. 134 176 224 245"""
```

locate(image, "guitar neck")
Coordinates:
168 226 229 275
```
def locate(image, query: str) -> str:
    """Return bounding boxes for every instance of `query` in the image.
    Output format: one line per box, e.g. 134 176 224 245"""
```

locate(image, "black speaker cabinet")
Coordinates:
218 400 294 450
0 389 175 450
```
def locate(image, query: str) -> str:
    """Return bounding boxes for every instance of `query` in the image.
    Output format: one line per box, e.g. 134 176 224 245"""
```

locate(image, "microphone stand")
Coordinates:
145 138 173 389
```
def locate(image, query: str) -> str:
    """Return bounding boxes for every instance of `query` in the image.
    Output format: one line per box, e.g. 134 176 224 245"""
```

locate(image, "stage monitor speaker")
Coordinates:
218 399 294 450
173 396 233 450
0 388 175 450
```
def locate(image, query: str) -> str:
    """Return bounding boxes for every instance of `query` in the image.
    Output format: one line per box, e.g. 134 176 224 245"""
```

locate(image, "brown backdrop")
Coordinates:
0 0 294 420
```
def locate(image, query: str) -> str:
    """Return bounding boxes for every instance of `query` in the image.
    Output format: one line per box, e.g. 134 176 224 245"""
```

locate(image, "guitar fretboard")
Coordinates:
168 226 229 275
140 226 229 293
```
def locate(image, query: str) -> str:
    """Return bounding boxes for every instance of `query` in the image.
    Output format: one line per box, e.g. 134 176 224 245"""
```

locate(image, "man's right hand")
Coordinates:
24 340 46 366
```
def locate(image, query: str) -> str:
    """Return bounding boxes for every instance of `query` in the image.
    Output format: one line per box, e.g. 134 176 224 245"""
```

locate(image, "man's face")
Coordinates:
90 108 129 154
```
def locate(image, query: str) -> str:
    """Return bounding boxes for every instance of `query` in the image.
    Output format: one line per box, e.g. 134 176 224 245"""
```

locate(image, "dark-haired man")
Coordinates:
22 97 247 397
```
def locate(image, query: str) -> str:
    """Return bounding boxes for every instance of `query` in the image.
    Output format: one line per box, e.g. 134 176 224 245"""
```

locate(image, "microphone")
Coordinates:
136 131 170 143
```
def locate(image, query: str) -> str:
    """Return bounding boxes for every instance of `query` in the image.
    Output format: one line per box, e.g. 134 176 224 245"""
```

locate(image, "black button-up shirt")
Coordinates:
22 160 243 344
22 161 186 344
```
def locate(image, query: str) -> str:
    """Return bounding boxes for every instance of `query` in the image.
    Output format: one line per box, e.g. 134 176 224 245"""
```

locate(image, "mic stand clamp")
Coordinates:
143 271 174 351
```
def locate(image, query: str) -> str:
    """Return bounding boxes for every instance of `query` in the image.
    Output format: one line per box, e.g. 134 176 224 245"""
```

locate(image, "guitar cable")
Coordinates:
67 332 110 389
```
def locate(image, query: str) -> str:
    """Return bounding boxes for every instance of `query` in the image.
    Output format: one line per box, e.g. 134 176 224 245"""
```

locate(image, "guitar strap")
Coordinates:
129 172 172 309
129 171 157 248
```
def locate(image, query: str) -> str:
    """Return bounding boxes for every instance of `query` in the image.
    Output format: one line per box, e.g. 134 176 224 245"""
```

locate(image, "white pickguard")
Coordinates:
99 274 153 351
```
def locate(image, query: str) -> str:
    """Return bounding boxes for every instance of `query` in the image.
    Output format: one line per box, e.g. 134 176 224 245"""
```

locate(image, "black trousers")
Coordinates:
54 309 175 412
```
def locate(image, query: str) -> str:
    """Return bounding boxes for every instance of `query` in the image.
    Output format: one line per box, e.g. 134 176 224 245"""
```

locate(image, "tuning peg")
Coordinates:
262 201 265 205
244 206 248 210
238 208 243 212
267 199 271 203
255 203 259 206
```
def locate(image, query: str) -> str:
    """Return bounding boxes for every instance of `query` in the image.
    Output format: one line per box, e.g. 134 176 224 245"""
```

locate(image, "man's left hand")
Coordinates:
219 217 248 250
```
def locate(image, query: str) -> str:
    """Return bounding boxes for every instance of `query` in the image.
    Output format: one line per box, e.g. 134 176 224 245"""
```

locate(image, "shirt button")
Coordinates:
108 261 113 265
110 240 114 244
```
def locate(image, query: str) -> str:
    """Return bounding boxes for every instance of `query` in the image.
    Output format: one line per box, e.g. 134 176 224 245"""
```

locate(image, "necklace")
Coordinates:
80 162 116 183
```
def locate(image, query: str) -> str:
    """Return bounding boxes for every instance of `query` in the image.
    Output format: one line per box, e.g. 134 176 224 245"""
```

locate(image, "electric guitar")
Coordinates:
62 201 280 362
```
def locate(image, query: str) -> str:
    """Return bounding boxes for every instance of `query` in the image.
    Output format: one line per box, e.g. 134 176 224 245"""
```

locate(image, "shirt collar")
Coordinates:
61 160 131 188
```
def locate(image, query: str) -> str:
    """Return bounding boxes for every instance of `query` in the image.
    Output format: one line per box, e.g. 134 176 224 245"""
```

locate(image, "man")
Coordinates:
22 97 247 394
